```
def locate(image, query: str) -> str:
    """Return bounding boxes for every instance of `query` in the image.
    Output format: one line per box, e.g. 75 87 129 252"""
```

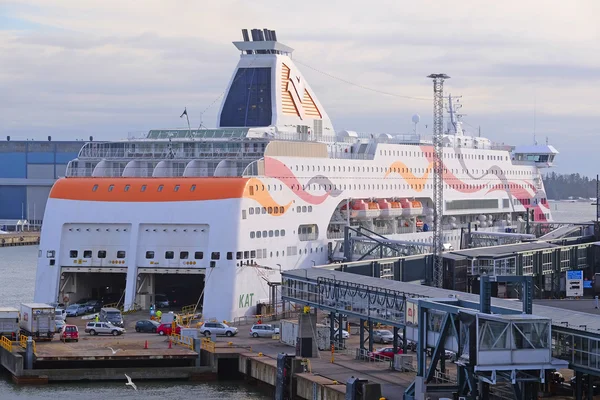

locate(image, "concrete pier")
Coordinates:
0 232 40 247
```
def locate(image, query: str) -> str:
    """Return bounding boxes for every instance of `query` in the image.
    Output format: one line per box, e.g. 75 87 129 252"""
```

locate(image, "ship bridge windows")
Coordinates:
146 251 155 259
195 251 204 260
211 252 220 260
117 251 126 259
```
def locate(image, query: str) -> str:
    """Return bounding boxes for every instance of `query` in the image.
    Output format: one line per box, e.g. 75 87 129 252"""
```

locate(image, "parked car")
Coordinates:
372 329 394 343
154 294 170 308
85 300 103 313
55 308 67 321
100 307 124 327
85 321 125 336
368 347 403 360
250 324 279 338
199 322 238 337
135 320 160 333
425 348 456 360
331 328 350 340
66 304 87 317
55 319 66 333
157 323 182 336
60 325 79 342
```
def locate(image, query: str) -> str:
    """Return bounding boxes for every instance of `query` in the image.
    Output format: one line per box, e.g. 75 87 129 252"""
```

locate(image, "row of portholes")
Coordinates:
254 246 326 259
287 182 536 192
379 148 510 162
250 229 286 239
249 206 285 215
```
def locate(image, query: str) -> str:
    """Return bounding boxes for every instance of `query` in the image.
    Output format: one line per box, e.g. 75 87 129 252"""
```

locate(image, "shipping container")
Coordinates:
0 307 19 338
279 319 330 350
20 303 55 340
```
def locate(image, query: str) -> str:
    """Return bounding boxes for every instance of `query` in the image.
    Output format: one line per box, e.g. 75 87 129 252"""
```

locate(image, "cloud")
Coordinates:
0 0 599 176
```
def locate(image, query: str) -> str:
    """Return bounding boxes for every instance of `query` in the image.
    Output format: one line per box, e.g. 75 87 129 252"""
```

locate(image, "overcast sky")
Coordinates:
1 0 598 175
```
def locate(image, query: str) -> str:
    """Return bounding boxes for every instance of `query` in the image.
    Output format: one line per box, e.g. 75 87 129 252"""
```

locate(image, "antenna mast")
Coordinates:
427 73 449 288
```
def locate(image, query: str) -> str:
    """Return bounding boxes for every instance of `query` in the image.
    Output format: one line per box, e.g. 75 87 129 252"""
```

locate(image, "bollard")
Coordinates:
193 338 201 367
144 340 148 349
25 337 33 370
168 338 172 349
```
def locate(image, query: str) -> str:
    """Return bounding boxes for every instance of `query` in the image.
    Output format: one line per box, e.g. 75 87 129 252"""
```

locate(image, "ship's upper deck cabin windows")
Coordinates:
511 145 558 168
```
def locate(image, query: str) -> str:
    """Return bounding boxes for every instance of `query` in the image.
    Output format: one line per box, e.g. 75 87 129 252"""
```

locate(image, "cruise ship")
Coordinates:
33 28 558 321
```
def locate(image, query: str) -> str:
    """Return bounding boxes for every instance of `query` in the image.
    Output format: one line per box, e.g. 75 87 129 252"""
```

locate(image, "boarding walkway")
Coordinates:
282 268 600 399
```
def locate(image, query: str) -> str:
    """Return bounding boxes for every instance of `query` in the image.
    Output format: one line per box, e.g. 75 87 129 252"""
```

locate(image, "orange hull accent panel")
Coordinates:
49 177 251 202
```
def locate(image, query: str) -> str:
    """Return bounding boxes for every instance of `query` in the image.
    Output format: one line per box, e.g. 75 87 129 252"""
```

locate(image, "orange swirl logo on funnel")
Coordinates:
244 178 292 216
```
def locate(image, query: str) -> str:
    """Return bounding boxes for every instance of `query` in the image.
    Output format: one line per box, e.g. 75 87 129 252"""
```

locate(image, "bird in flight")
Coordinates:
107 347 122 355
125 373 137 391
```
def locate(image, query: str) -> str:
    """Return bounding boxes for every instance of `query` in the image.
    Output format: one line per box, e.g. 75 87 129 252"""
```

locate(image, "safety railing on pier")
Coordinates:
354 348 393 369
0 336 12 352
200 338 216 352
231 309 301 327
170 333 194 350
17 334 36 355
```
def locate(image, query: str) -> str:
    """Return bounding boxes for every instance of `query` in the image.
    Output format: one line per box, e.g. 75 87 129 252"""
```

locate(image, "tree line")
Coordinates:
543 172 598 200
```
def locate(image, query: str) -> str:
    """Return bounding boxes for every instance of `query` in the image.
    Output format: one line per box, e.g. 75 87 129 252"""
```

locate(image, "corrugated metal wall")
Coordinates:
27 164 55 179
0 153 27 178
0 141 85 222
0 186 27 219
26 186 51 222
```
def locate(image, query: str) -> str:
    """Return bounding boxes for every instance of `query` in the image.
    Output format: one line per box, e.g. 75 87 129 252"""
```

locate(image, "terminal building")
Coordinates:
0 137 88 227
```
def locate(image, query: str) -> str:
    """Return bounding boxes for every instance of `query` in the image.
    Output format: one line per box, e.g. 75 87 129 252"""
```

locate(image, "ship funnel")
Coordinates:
217 29 334 133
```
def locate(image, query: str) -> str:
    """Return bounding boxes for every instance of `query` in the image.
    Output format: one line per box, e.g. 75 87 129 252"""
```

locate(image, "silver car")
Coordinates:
249 324 279 338
373 329 394 343
199 322 238 337
84 321 126 336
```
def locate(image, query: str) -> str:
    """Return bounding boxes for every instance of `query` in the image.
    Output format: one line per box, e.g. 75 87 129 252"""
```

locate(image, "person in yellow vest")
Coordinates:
95 314 99 323
156 310 162 322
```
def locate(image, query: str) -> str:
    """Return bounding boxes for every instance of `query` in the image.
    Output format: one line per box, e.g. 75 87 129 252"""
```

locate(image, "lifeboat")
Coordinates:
400 199 423 217
378 199 402 219
340 200 381 220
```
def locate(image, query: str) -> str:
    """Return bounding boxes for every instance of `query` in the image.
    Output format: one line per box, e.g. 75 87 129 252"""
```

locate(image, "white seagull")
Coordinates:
125 373 137 391
107 347 122 355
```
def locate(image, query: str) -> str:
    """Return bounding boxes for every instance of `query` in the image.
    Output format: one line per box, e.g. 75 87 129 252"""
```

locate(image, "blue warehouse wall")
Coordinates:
27 152 55 164
0 153 27 178
0 186 27 219
55 152 79 164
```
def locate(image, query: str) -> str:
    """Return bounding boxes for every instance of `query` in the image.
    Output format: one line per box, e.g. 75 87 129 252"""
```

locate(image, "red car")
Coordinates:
60 325 79 342
157 323 182 336
368 347 403 360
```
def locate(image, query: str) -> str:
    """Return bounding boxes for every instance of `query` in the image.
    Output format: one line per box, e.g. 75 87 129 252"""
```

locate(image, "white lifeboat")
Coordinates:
400 199 423 217
341 200 381 220
378 199 402 219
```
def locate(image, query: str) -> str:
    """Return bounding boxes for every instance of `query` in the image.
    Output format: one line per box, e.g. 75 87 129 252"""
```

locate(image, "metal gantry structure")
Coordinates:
427 73 450 288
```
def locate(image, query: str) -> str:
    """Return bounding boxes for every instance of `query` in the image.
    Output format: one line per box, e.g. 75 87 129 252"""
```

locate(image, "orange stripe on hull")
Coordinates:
49 178 250 202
